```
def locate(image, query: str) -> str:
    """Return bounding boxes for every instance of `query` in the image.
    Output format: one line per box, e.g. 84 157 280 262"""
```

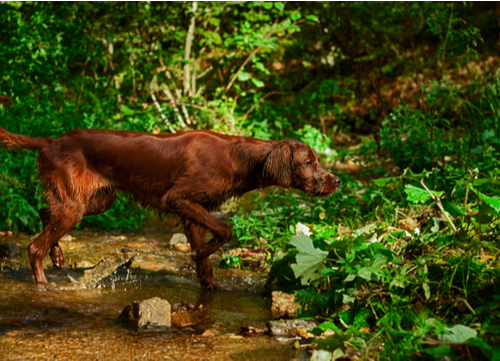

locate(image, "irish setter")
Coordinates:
0 126 340 289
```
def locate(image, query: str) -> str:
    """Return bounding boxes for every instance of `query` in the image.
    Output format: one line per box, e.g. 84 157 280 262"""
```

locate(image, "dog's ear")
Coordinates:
264 141 293 188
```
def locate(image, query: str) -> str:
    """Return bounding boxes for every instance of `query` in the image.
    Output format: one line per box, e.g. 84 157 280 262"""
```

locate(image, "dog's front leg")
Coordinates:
163 196 232 289
184 221 218 289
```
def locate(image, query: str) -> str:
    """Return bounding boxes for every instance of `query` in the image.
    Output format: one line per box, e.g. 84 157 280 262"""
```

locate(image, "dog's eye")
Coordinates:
305 161 312 166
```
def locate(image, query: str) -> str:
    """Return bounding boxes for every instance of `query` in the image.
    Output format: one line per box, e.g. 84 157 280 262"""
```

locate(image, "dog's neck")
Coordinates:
227 139 278 193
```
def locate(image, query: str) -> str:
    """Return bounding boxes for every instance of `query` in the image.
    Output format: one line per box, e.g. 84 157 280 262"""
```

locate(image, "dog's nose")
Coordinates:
333 177 341 187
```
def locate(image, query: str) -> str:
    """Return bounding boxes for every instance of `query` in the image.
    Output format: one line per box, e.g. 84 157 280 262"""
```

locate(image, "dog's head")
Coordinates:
264 139 340 196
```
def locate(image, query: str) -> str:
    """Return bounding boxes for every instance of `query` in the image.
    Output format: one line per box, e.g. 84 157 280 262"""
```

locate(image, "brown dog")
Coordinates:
0 128 340 288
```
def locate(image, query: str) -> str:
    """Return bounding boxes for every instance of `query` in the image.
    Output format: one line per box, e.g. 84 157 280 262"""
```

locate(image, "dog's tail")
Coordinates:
0 97 52 151
0 96 14 105
0 128 52 151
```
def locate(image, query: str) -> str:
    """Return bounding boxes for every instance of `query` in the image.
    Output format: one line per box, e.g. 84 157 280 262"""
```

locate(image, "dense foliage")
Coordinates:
1 2 499 359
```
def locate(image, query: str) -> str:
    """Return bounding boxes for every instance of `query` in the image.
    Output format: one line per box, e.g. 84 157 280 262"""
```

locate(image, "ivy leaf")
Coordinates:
290 233 328 285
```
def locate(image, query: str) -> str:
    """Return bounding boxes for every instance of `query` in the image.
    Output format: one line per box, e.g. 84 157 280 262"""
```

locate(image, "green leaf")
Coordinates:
290 233 328 285
482 129 495 141
358 266 382 281
371 254 388 269
344 273 356 283
443 199 466 217
479 193 500 214
121 105 134 116
306 14 319 22
274 2 284 11
372 177 399 187
262 2 273 10
19 214 28 226
251 77 265 88
290 11 301 21
439 325 477 343
237 70 250 81
423 282 431 299
405 184 442 204
430 217 440 233
348 337 367 351
352 223 376 238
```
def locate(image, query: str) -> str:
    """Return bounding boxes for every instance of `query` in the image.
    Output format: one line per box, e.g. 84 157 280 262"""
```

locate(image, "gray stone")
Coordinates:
271 291 298 319
268 320 316 336
79 254 134 289
0 243 20 258
169 233 188 246
120 297 171 328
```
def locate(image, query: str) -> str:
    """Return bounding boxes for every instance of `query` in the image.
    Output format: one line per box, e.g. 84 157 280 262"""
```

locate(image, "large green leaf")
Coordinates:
290 233 328 285
439 325 477 343
405 184 443 204
480 193 500 214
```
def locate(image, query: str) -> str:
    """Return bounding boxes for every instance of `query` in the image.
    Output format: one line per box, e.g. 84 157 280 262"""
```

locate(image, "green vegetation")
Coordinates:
1 2 499 358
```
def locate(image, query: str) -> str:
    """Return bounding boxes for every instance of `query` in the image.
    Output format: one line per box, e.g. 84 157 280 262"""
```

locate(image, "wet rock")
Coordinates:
171 303 196 312
120 297 171 328
174 243 191 252
296 328 313 339
170 233 188 246
240 326 266 337
60 234 72 242
271 291 298 319
268 320 316 336
171 310 198 327
399 218 419 232
79 254 134 288
338 226 351 236
201 330 215 337
0 243 20 258
296 222 312 236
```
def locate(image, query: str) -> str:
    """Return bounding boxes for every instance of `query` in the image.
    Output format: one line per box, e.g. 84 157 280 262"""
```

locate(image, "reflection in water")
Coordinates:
0 215 298 360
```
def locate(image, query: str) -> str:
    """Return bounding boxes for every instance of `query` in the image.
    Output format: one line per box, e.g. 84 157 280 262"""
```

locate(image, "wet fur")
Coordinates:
0 127 340 288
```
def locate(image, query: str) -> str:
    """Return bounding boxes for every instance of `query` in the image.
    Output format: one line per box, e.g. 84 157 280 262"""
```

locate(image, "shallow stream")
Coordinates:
0 202 304 360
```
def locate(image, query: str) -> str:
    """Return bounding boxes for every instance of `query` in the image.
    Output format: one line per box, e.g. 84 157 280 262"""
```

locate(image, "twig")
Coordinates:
225 18 298 93
240 91 287 122
150 91 176 133
440 5 454 80
196 66 213 80
162 86 188 128
419 179 457 232
184 1 198 96
225 45 262 93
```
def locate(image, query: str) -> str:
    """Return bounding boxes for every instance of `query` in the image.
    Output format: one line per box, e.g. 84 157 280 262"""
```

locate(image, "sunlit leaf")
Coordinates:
439 325 477 343
290 233 328 285
251 77 265 88
237 70 250 81
306 14 319 22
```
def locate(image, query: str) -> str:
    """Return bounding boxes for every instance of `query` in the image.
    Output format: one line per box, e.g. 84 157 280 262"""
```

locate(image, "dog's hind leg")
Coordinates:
28 204 84 285
184 221 219 289
40 207 65 269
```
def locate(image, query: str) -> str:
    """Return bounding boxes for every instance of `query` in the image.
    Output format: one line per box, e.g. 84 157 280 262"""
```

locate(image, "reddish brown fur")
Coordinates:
0 128 340 288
